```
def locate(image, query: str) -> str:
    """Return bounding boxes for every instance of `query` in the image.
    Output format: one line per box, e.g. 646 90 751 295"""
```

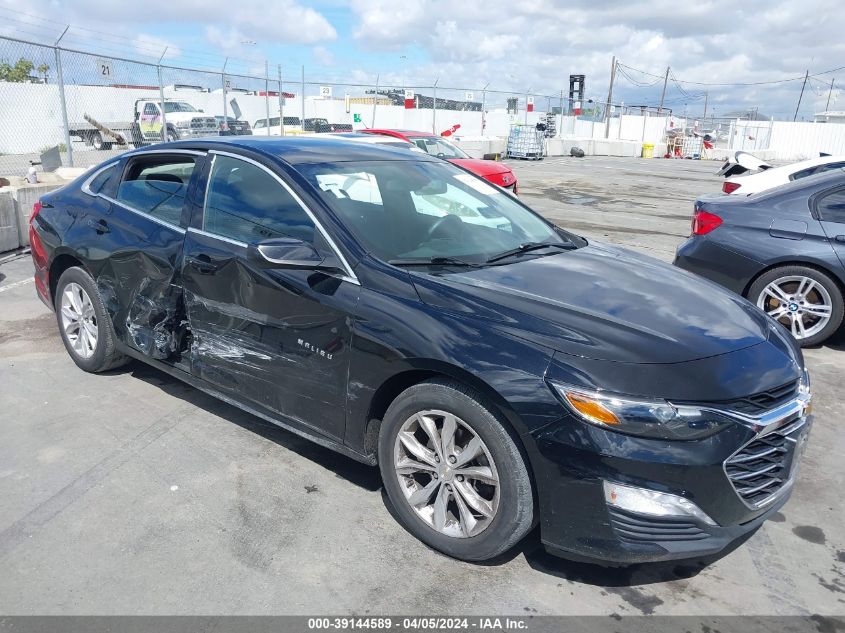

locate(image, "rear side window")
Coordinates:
116 156 196 226
816 189 845 224
87 164 118 195
203 155 315 244
790 163 845 181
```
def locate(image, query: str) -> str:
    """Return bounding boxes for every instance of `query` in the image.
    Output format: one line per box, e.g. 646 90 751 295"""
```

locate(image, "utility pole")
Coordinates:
278 65 285 136
703 91 708 119
264 59 270 137
222 57 229 124
301 65 306 126
604 55 616 138
658 66 670 114
372 74 379 128
826 78 836 111
54 25 73 165
794 69 809 122
157 47 169 141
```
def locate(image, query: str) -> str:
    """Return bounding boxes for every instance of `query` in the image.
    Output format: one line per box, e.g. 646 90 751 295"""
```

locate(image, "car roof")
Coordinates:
322 132 411 144
748 167 845 199
366 129 439 138
731 155 845 181
140 135 440 165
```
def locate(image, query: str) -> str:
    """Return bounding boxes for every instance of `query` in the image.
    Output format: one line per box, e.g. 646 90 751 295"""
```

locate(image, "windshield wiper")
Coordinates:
388 256 481 268
484 241 574 264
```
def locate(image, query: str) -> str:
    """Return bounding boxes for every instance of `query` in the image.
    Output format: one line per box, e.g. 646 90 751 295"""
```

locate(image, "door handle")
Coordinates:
87 218 110 234
187 254 218 274
835 235 845 243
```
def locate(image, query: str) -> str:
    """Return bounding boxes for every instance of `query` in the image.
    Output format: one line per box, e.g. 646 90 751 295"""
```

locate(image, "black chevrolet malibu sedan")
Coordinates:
29 136 812 564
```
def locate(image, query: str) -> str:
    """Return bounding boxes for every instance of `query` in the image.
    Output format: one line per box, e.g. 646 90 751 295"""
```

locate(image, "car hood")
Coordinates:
448 158 511 177
411 242 772 364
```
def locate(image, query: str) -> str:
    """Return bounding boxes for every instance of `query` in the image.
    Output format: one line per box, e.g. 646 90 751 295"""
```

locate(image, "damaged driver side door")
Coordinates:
180 151 360 441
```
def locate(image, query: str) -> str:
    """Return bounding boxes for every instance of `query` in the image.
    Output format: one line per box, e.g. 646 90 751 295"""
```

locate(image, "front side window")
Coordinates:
164 101 198 113
116 156 195 225
817 189 845 224
299 159 570 263
143 103 158 116
203 155 315 244
408 136 470 159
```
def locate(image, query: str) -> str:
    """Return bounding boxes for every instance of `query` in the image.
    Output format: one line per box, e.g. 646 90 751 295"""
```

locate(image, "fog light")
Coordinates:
603 481 717 526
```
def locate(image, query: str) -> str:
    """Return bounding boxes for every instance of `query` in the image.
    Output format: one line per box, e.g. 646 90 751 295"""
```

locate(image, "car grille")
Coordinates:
712 380 799 416
608 508 709 543
724 416 806 507
191 117 217 130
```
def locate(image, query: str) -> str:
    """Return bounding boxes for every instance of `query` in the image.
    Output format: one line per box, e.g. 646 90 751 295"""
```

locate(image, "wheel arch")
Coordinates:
362 360 537 483
48 251 89 305
742 258 845 299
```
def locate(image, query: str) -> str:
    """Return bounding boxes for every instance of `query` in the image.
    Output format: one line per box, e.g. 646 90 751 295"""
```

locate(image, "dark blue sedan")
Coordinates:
29 136 812 564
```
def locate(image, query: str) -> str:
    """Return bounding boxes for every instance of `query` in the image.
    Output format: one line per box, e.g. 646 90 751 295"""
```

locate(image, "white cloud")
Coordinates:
312 46 335 67
133 33 181 60
349 0 845 117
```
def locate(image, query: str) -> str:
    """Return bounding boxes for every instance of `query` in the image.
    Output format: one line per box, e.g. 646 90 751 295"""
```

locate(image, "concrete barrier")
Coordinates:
0 190 18 253
0 183 64 253
455 136 645 159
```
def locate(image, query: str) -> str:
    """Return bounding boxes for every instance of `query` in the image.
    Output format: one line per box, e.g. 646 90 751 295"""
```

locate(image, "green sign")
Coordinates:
353 113 362 123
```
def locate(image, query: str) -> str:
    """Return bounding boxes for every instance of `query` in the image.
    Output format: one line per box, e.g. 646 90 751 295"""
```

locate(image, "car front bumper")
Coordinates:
529 402 812 565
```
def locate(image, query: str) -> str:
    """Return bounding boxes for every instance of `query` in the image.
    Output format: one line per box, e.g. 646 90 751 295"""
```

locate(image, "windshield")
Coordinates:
297 159 574 265
164 102 198 113
408 136 470 159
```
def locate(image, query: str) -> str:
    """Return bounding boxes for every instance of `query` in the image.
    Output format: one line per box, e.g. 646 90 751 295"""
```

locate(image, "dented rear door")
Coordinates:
93 150 204 362
181 151 359 441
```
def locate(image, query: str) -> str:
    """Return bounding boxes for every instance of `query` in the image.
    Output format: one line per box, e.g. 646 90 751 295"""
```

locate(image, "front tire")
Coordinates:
378 379 533 561
162 126 179 143
54 267 129 373
748 265 844 346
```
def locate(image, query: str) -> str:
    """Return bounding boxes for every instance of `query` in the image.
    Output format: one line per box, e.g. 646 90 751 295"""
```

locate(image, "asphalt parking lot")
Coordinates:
1 155 843 616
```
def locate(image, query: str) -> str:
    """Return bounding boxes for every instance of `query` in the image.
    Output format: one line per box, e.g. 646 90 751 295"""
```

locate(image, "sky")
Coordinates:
0 0 843 120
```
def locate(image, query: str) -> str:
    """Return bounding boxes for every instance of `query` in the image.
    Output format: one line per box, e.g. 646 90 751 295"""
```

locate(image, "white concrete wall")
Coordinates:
767 121 845 160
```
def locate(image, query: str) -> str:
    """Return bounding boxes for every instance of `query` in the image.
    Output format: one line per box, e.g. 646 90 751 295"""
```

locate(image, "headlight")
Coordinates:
175 120 192 128
550 382 734 440
798 367 811 396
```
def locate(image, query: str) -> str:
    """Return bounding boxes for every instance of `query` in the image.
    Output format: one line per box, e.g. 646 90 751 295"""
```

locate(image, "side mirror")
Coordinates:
248 237 344 273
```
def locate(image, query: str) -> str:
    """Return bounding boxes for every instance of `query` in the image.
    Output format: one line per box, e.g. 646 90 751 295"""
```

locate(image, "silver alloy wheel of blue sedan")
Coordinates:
60 282 98 359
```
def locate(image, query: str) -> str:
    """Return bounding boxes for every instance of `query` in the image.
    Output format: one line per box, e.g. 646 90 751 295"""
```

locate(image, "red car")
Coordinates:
361 129 518 193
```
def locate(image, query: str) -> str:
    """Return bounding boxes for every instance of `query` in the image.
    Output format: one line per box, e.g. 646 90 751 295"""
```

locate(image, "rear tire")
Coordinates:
748 265 844 347
54 267 129 373
378 378 533 561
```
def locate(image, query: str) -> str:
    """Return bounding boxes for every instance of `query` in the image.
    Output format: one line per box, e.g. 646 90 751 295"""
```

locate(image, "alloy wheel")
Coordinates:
393 409 500 538
60 282 98 359
757 275 833 340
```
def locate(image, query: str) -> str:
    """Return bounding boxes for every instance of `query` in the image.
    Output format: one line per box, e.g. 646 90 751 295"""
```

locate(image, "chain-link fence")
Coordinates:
1 35 590 176
6 33 747 179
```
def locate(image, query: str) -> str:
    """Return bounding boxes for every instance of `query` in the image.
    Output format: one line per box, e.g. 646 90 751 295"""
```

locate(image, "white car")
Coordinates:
720 151 845 195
